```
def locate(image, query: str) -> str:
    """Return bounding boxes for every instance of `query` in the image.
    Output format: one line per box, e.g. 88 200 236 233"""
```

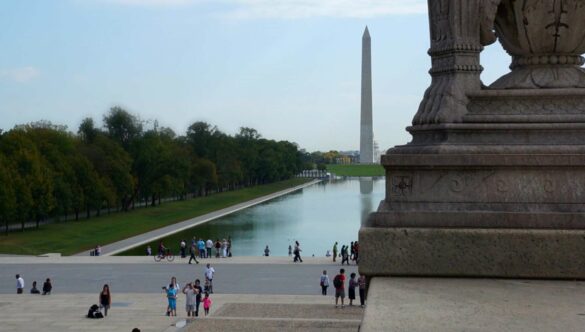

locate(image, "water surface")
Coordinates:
122 178 384 257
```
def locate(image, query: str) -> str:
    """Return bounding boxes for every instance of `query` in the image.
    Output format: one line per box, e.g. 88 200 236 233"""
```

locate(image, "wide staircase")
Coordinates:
181 303 362 331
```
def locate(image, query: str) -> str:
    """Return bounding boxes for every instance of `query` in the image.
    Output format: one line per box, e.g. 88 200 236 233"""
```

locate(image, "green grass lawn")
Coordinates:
327 164 384 177
0 178 311 256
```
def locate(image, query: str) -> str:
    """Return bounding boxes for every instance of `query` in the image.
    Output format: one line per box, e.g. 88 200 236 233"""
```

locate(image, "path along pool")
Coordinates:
120 178 384 257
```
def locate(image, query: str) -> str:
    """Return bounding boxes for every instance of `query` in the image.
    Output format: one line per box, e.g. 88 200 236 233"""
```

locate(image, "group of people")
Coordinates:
320 269 366 308
88 263 217 321
15 274 52 295
162 264 216 318
148 236 233 262
331 241 359 265
91 245 101 256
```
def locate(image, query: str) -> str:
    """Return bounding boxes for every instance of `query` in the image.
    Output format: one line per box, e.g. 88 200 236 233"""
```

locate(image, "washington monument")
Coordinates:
360 26 374 164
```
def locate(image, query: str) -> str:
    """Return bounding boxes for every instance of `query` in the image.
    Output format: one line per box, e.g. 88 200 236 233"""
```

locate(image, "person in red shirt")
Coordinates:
334 268 346 308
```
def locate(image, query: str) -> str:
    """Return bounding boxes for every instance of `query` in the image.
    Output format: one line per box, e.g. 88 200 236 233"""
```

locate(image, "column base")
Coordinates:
359 225 585 279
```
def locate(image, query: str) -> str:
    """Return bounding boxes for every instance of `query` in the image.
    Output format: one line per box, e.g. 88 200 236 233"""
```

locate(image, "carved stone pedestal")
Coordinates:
360 0 585 279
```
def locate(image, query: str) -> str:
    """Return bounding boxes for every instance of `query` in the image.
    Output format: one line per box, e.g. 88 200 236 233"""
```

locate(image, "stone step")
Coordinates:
213 303 364 320
180 303 363 332
184 317 360 332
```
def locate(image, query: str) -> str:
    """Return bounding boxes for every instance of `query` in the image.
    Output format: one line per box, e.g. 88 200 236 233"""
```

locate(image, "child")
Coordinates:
203 292 212 316
204 279 210 293
348 273 357 306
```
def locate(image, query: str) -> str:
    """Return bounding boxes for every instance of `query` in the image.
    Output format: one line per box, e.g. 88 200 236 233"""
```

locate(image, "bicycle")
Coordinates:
154 249 175 262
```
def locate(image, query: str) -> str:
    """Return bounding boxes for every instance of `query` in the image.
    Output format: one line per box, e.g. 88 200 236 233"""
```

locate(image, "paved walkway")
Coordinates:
75 179 321 256
0 255 339 265
0 293 361 332
361 277 585 332
0 256 359 295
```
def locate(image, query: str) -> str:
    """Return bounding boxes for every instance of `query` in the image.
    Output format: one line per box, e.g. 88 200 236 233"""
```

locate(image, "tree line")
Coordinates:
0 107 305 233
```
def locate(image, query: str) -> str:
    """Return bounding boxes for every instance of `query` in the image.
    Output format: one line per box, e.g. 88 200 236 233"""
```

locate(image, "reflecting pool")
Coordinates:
122 178 385 257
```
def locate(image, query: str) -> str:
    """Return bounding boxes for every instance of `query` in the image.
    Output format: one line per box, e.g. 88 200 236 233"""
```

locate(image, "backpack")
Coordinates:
87 304 104 319
333 275 342 289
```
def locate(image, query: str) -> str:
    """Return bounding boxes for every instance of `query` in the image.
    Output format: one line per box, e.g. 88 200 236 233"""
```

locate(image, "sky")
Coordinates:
0 0 511 152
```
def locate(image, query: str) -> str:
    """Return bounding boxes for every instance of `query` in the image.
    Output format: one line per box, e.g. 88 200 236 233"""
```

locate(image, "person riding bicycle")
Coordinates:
158 241 167 257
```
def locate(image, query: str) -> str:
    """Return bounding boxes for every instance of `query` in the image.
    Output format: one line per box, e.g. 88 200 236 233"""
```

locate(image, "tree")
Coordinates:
186 121 217 159
103 107 143 150
78 117 98 143
78 133 133 211
0 154 16 234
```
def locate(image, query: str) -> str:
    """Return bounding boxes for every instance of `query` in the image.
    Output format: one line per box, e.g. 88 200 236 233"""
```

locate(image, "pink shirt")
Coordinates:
203 297 212 309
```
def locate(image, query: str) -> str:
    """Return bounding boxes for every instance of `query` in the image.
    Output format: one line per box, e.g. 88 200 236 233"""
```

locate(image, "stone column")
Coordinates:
359 0 585 279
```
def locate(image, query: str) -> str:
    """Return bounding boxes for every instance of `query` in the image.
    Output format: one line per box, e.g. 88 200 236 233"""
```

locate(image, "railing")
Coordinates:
296 170 330 178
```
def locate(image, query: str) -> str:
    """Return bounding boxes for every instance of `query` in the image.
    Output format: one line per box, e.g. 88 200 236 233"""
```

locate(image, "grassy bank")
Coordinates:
0 178 311 256
327 164 384 177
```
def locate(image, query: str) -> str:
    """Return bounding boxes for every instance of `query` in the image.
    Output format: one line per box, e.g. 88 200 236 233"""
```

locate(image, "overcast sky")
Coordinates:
0 0 511 152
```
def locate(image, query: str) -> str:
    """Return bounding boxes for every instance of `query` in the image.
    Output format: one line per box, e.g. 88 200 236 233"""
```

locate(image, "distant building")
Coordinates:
337 151 359 164
373 139 381 164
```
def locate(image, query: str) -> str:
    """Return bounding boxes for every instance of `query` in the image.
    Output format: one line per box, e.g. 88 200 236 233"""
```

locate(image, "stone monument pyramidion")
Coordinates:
360 26 374 164
359 0 585 279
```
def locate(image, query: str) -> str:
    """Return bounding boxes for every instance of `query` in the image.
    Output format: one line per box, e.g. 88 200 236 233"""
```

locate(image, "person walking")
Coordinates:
146 245 152 256
264 245 270 257
354 241 360 263
358 274 367 308
293 241 303 263
341 245 350 265
333 269 346 308
227 236 232 257
320 270 330 296
188 242 199 264
350 241 355 261
99 284 111 316
42 278 52 295
15 274 24 294
288 245 292 256
194 279 203 317
332 242 338 262
206 239 213 258
204 264 215 294
348 273 357 306
203 292 212 316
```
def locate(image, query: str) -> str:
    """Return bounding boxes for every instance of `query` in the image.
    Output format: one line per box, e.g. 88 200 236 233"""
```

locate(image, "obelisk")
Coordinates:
360 26 374 164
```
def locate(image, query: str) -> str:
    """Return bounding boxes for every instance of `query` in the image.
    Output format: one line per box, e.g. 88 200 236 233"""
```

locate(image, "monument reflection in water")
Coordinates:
360 178 374 225
138 179 384 257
